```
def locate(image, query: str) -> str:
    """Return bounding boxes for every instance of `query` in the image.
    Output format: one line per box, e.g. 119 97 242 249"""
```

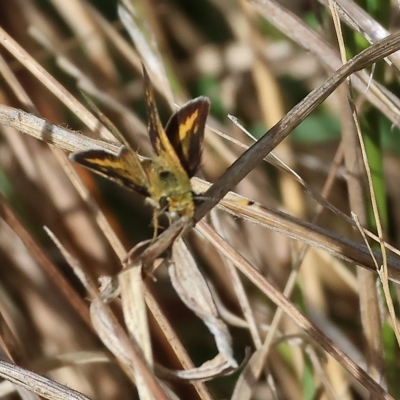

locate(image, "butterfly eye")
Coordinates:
159 170 173 180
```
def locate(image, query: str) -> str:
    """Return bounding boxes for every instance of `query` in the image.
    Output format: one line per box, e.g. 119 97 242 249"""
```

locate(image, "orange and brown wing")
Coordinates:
142 66 176 160
70 146 150 197
142 65 210 177
163 97 209 177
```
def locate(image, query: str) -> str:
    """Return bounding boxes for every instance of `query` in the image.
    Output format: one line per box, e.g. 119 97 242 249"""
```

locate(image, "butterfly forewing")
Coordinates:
142 66 209 178
164 97 210 177
70 147 150 196
142 67 180 162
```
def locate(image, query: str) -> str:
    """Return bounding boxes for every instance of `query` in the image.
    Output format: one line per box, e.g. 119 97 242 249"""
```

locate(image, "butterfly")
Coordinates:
70 65 210 230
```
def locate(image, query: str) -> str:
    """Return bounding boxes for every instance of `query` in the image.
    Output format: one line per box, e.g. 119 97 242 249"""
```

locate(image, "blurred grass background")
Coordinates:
1 0 400 399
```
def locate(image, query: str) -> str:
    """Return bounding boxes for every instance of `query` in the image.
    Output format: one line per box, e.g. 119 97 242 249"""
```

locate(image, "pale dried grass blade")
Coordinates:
231 347 266 400
34 351 110 371
341 48 386 385
0 27 114 140
353 213 400 346
170 239 238 373
29 24 147 143
324 0 400 68
118 3 173 104
156 354 236 382
196 9 400 221
208 284 255 329
191 178 400 281
0 104 120 154
0 379 39 400
209 210 262 348
144 291 214 399
50 0 117 79
0 53 34 111
90 299 165 400
137 217 188 269
0 360 90 400
225 114 336 207
85 1 142 71
195 221 392 399
119 262 153 367
249 0 400 126
0 192 90 326
45 228 169 400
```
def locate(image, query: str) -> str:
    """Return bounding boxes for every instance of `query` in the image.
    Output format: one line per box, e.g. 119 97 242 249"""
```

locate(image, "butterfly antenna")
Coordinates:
80 91 132 149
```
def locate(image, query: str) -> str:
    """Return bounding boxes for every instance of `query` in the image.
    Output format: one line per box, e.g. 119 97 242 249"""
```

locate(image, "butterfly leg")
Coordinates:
151 211 160 240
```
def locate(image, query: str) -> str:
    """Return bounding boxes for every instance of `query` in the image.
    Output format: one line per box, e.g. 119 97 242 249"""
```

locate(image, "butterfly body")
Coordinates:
70 66 210 226
140 155 193 218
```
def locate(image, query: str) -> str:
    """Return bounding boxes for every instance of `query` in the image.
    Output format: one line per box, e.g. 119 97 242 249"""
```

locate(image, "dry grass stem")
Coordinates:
1 1 400 399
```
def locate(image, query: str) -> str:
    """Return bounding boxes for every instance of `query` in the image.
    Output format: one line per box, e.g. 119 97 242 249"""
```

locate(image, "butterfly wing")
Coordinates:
163 97 210 177
142 65 209 178
70 146 150 196
141 66 179 163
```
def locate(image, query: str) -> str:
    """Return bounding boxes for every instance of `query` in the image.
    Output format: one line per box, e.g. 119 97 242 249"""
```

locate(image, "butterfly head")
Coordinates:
162 191 195 220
